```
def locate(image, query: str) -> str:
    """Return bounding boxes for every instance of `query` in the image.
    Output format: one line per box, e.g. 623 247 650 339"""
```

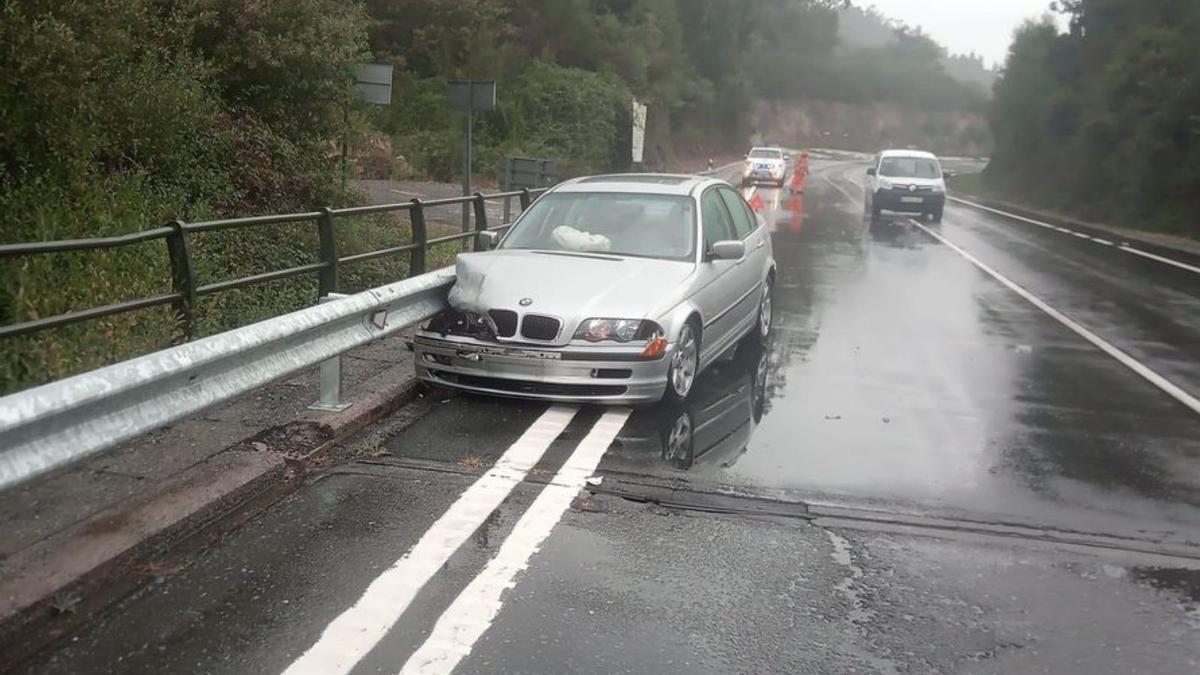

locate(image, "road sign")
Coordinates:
447 81 498 232
631 98 648 164
353 64 393 105
500 157 559 191
448 81 497 112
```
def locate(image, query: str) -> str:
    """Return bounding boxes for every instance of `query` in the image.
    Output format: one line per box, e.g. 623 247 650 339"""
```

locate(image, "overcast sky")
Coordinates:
862 0 1059 68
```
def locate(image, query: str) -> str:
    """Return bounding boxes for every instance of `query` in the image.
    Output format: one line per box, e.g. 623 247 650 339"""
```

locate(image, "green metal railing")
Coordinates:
0 188 543 342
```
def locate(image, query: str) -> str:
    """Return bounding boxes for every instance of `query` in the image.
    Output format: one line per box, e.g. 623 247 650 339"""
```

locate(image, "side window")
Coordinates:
701 189 735 251
718 187 755 238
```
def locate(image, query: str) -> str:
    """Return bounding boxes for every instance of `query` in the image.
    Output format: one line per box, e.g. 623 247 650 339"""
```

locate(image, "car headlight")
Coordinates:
878 179 894 190
930 184 945 193
574 318 660 343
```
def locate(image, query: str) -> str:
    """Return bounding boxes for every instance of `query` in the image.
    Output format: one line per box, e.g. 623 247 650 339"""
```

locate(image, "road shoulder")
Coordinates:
0 335 420 670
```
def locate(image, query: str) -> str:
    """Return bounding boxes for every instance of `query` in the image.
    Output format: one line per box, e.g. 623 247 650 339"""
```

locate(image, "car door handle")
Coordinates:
755 238 765 249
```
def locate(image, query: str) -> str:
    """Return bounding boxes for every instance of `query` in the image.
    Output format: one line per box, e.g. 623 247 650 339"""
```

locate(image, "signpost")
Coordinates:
499 157 559 222
344 64 394 187
353 64 393 105
448 80 497 232
631 98 648 168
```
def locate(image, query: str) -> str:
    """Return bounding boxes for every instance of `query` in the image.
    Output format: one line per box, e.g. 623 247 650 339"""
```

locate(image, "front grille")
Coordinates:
429 371 627 397
488 309 517 337
520 314 561 341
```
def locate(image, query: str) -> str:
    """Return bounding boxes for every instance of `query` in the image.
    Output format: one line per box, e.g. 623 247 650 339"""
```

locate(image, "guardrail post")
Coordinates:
165 220 197 343
473 192 488 232
409 198 427 277
519 188 532 211
503 195 512 224
316 207 339 298
309 292 352 412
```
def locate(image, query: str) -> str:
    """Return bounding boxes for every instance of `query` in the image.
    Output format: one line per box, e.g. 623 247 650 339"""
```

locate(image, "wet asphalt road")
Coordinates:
23 161 1200 673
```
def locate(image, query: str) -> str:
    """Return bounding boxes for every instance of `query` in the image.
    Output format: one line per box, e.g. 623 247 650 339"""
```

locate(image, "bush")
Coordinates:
0 0 371 393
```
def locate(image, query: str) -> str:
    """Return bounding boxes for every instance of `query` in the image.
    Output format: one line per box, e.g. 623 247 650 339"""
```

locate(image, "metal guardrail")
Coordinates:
0 268 456 492
0 186 550 491
0 188 544 341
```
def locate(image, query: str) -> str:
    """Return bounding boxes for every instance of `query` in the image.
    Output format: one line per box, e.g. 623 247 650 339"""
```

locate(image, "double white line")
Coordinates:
283 405 631 675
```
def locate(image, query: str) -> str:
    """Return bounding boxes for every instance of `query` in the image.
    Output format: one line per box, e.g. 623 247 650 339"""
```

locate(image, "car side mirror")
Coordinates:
476 230 500 251
709 240 746 261
866 167 877 176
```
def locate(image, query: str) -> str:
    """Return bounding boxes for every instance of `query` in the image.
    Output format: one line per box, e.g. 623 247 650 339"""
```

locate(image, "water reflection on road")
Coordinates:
602 168 1200 540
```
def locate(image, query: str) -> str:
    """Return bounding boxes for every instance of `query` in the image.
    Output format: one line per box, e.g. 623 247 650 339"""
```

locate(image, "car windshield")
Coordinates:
500 192 695 261
879 157 941 178
749 149 782 159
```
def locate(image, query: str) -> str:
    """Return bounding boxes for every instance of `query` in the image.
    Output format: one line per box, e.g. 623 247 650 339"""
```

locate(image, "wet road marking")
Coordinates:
282 405 579 675
1118 244 1200 274
400 407 632 674
951 197 1200 276
911 221 1200 417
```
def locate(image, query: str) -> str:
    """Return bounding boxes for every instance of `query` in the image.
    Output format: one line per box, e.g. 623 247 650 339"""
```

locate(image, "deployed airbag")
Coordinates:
551 226 611 252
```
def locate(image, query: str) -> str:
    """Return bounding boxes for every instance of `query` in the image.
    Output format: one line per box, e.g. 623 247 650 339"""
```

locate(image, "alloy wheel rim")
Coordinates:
666 413 692 461
759 287 772 337
672 327 697 397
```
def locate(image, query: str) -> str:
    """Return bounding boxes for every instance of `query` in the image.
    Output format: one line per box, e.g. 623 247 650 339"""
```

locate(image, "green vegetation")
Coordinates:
2 0 991 392
986 0 1200 237
371 0 991 174
0 0 374 391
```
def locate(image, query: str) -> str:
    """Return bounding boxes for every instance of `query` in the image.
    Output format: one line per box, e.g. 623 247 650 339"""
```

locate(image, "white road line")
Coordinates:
1119 244 1200 275
282 405 579 675
950 196 1200 276
824 174 861 203
399 407 632 675
910 220 1200 417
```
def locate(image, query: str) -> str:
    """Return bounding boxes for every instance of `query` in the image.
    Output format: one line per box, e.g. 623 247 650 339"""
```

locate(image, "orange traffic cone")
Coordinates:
749 193 766 213
790 169 806 193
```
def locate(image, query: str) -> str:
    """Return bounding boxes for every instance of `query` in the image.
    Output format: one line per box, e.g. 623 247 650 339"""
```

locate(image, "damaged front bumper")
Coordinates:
413 333 671 404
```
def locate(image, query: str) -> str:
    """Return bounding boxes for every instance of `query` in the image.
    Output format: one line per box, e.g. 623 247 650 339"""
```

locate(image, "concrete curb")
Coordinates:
0 363 422 670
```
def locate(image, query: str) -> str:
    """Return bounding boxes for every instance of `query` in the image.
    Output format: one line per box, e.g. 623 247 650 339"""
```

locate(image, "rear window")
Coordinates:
749 148 782 159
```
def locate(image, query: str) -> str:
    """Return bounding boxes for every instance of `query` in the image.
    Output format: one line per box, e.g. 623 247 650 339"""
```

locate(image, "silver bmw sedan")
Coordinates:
413 174 775 404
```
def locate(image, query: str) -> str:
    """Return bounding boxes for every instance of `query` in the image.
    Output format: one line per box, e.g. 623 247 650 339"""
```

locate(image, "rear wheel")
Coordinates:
664 321 700 403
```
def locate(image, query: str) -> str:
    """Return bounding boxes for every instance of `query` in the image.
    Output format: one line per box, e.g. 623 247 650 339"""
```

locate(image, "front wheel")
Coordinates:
929 206 944 224
664 321 700 403
753 281 773 344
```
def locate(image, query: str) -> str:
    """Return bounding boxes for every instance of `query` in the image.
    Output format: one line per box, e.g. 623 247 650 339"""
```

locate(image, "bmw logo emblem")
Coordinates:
519 298 533 306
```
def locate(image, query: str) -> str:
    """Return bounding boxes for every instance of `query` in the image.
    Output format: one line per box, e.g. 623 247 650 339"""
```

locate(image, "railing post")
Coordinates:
409 198 427 277
316 207 339 298
308 292 351 412
519 188 532 211
473 192 488 232
165 220 197 343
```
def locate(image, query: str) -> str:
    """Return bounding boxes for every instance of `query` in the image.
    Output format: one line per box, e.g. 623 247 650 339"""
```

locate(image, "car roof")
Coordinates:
554 173 721 196
880 149 938 160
